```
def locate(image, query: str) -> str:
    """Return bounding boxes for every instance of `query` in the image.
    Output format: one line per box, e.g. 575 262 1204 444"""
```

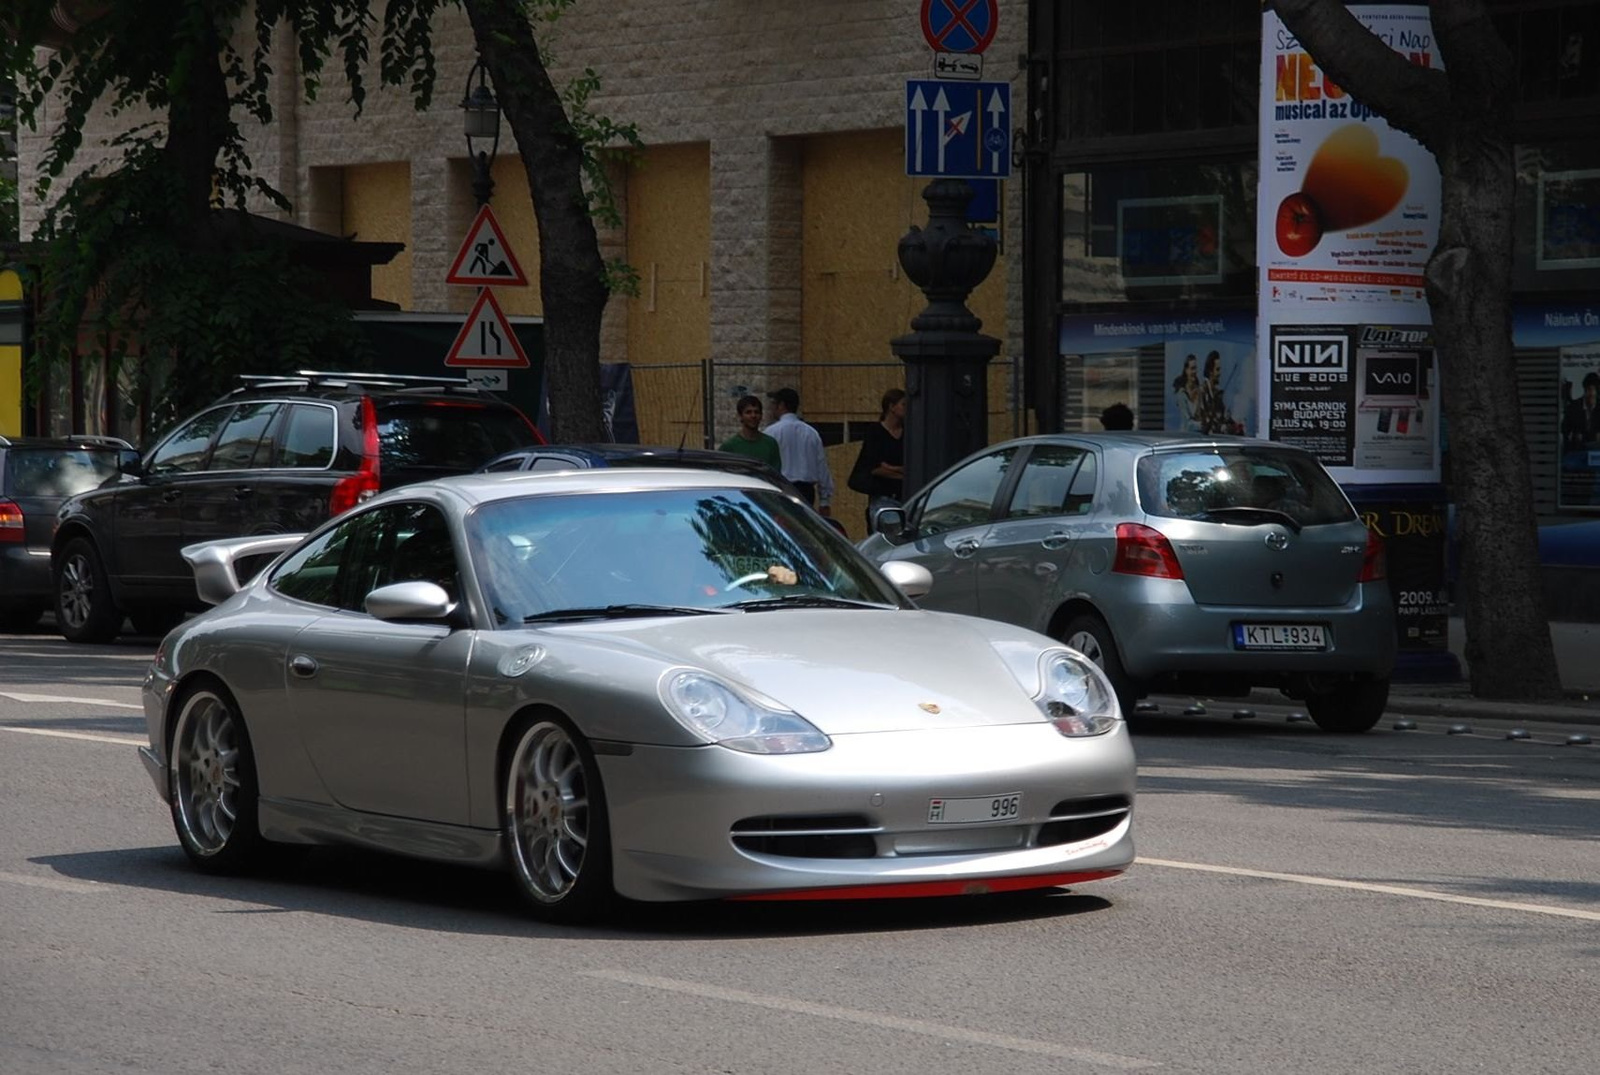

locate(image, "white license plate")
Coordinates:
1234 623 1327 650
928 793 1021 824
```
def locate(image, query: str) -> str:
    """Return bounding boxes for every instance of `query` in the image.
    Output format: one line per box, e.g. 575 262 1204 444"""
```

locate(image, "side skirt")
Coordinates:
260 797 505 868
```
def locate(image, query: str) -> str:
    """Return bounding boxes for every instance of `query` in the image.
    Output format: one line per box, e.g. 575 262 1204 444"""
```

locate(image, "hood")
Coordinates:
542 609 1053 735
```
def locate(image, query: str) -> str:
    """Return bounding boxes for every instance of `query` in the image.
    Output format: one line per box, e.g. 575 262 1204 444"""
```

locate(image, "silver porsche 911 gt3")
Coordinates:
137 469 1135 921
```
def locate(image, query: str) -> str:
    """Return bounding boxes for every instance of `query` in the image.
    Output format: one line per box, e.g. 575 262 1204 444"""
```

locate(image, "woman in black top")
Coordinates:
854 388 906 529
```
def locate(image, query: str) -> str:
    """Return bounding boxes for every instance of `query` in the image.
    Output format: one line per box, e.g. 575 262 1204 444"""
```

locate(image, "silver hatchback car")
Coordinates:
860 434 1397 733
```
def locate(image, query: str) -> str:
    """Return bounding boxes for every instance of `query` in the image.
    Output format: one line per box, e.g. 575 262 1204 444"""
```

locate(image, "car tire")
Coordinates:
0 602 45 633
168 680 268 873
503 714 614 923
1305 676 1389 734
1062 613 1137 717
129 606 184 638
55 537 122 643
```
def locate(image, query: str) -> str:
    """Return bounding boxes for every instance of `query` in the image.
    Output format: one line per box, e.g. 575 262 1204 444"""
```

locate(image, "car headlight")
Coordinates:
1036 650 1120 736
659 671 831 754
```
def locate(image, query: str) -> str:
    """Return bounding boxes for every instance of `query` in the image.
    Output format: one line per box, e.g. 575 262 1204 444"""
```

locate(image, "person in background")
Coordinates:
719 394 782 470
852 387 907 529
1563 371 1600 447
1100 402 1135 430
764 387 833 516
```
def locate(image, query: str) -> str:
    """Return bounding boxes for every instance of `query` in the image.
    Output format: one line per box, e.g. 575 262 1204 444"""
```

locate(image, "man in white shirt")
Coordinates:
764 387 834 517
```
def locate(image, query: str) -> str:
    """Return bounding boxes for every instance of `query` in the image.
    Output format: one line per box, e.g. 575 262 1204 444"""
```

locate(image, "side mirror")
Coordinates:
118 449 143 477
873 506 910 542
879 560 933 599
365 581 459 625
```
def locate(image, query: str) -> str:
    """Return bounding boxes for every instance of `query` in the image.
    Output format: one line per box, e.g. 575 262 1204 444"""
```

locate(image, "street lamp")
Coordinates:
462 60 500 206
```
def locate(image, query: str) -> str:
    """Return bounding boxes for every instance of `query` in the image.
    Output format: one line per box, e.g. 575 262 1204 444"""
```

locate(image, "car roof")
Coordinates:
1003 432 1317 456
220 370 520 407
385 466 778 509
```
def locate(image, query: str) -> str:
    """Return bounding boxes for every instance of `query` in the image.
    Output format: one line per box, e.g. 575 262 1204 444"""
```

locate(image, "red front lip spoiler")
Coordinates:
726 868 1123 902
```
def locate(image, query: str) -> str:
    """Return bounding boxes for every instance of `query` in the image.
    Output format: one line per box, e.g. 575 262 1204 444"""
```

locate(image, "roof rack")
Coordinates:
0 434 135 449
235 370 478 394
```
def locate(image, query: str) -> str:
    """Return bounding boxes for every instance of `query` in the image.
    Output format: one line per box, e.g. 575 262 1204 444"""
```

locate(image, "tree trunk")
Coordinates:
161 17 231 236
462 0 608 443
1275 0 1561 700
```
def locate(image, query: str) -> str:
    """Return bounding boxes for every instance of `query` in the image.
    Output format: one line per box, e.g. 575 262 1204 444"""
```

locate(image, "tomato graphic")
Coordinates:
1275 192 1323 257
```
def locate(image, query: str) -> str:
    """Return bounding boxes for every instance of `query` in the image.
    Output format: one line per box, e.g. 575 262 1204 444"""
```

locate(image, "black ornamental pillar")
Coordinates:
890 179 1001 495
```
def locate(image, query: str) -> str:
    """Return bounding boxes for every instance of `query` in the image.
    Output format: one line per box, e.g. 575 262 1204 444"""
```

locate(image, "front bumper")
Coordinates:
138 657 175 802
599 720 1136 902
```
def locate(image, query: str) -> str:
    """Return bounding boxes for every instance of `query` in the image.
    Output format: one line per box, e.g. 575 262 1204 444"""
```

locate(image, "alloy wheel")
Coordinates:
171 690 243 855
58 553 96 630
506 721 592 903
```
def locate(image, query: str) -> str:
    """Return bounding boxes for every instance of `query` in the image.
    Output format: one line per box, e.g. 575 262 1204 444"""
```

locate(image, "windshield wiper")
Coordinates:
522 604 734 623
727 594 897 613
1194 506 1303 533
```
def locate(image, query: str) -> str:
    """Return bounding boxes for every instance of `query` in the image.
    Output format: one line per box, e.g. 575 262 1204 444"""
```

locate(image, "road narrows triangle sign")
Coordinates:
446 205 529 287
444 289 531 368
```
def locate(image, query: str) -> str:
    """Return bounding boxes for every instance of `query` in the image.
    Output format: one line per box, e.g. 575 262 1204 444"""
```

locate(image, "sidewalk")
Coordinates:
1385 618 1600 726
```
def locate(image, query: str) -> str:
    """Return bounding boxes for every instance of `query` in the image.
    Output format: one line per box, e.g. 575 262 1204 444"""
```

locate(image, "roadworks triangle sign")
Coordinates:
444 289 531 368
446 205 529 287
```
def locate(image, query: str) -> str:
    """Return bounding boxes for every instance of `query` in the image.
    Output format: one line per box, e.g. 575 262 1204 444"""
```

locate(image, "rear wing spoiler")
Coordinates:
181 534 306 606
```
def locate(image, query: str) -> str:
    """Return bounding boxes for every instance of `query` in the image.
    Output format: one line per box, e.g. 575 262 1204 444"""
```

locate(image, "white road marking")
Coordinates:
1138 857 1600 922
0 726 144 746
0 870 100 894
0 650 152 661
583 968 1159 1070
0 691 142 709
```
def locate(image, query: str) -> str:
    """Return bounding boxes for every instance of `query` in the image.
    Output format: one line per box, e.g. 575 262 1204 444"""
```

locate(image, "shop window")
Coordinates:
1060 159 1257 304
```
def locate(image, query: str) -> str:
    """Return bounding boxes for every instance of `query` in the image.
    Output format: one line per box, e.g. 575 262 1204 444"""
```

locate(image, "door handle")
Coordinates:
288 654 318 678
1041 531 1072 550
161 489 181 503
952 538 980 559
232 486 255 500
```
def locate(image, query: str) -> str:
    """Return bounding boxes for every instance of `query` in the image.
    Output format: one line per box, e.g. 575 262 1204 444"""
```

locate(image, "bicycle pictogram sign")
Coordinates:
920 0 998 56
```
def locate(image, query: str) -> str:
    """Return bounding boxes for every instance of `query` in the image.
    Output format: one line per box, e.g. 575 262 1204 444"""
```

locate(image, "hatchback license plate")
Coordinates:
928 793 1021 824
1234 623 1327 650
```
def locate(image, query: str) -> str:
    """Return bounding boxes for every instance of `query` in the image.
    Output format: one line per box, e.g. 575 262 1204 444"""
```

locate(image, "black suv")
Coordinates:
51 371 543 643
0 435 134 632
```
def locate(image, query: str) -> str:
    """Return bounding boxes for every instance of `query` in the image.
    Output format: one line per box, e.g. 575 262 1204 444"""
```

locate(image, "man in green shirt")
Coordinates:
719 394 782 470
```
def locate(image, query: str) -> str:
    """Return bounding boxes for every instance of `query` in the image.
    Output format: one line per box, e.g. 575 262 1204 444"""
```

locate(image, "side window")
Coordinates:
917 447 1018 536
1005 445 1085 519
147 407 233 476
483 454 531 473
270 521 357 608
338 502 459 612
1065 452 1098 515
278 404 337 469
527 455 582 473
207 402 282 471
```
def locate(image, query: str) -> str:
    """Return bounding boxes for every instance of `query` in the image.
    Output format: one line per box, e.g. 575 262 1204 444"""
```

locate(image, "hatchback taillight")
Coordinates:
1112 522 1185 579
1359 528 1387 582
0 498 23 543
329 397 381 516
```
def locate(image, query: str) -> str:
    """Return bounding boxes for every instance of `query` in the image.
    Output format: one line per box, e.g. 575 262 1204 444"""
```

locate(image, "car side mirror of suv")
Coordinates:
118 449 143 478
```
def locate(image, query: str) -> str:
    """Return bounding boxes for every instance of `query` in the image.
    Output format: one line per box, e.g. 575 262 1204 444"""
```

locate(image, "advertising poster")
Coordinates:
1258 6 1442 313
1267 324 1355 465
1559 344 1600 508
1513 304 1600 510
1352 325 1437 471
1165 341 1255 435
1362 497 1450 654
1258 5 1443 484
1058 313 1257 434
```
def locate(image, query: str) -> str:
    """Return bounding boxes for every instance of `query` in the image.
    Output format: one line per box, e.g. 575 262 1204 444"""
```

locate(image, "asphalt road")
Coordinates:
2 629 1598 1075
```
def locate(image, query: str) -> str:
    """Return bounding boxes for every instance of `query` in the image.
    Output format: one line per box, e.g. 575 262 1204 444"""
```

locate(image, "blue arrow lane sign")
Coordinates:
905 80 1010 179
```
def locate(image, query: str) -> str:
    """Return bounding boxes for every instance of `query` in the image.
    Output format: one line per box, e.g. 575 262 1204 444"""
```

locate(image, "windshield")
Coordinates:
1136 446 1355 528
468 486 905 625
6 448 122 497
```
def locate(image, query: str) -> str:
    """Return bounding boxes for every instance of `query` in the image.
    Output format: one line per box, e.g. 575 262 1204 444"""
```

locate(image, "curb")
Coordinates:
1385 692 1600 727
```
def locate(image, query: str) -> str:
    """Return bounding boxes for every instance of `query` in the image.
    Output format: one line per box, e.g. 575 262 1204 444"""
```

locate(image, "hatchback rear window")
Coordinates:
1137 447 1355 527
6 448 122 497
376 403 539 471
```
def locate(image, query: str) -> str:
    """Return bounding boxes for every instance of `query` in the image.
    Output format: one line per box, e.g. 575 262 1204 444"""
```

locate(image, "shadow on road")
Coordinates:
32 843 1116 940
